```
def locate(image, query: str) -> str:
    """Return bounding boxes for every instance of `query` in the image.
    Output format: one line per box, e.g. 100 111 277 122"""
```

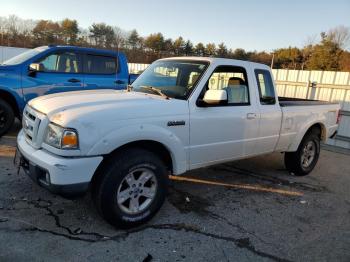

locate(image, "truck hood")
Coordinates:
0 64 19 71
29 89 188 126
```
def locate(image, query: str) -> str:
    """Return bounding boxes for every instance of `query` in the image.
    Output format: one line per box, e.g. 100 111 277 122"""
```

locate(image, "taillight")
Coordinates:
336 110 341 124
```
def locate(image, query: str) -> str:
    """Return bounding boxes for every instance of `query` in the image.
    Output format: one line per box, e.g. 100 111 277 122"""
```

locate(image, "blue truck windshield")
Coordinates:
2 46 49 65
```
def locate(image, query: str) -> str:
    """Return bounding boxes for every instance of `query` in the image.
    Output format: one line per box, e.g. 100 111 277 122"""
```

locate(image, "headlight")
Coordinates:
44 123 79 149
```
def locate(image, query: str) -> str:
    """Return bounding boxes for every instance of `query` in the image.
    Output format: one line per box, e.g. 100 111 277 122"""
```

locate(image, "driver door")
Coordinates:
22 50 84 102
189 65 259 169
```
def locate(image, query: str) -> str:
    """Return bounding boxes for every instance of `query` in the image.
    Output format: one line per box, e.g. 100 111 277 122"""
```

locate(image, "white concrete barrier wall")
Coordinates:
272 69 350 149
0 46 29 63
2 51 350 149
129 63 350 149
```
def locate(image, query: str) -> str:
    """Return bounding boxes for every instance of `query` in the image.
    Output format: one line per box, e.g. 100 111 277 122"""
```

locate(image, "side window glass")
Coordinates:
204 66 250 105
84 55 117 74
188 72 201 88
37 52 81 73
255 69 276 105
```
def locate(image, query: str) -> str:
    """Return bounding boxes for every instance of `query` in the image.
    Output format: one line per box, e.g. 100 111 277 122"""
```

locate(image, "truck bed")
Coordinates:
278 97 337 107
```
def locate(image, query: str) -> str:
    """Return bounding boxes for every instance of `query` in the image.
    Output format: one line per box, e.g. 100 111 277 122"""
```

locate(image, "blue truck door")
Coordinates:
22 50 84 101
83 53 127 90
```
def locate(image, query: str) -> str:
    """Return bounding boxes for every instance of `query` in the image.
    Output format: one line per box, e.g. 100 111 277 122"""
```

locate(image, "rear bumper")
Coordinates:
17 130 103 196
329 130 337 139
328 125 338 139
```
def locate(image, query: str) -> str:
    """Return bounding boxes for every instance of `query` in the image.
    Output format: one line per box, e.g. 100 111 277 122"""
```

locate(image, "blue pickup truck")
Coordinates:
0 45 137 136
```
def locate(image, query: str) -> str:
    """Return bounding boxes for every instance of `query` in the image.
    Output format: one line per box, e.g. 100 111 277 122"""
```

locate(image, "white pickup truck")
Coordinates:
16 57 340 228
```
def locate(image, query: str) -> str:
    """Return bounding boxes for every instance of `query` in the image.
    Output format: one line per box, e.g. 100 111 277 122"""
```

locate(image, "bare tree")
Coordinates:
327 25 350 49
114 26 126 51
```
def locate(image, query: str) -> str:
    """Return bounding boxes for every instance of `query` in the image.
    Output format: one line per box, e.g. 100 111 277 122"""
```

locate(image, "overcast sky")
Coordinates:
1 0 349 51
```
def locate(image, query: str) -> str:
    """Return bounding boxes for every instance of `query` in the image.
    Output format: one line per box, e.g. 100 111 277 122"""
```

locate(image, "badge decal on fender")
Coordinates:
167 120 185 126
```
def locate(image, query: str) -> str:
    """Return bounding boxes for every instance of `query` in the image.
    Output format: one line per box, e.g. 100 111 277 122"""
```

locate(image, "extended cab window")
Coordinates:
255 69 276 105
84 55 117 74
37 52 82 73
200 66 250 105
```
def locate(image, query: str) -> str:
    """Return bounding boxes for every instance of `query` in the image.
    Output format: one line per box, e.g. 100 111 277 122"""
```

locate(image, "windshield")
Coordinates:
132 60 209 100
2 46 49 65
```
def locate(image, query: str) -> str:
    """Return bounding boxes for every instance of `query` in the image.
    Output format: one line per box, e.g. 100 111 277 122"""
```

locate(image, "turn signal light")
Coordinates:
62 130 79 149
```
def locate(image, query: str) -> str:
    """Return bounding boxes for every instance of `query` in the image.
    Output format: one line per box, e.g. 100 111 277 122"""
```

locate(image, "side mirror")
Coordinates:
198 89 227 106
28 63 44 76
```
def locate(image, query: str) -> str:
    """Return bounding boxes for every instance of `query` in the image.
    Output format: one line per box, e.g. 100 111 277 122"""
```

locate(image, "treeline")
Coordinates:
0 15 349 71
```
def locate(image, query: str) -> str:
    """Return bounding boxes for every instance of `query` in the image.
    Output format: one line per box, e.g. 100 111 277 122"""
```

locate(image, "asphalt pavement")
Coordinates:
0 123 349 262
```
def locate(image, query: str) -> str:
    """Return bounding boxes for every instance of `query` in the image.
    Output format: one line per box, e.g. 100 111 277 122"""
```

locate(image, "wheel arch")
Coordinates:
287 122 326 152
0 88 21 118
90 139 174 190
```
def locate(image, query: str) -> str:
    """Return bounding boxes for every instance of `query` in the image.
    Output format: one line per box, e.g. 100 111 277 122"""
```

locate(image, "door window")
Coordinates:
201 66 250 105
37 52 82 73
255 69 276 105
84 55 118 74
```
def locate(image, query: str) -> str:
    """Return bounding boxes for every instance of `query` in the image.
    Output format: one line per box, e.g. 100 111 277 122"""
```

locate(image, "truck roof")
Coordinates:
42 45 122 57
159 56 271 70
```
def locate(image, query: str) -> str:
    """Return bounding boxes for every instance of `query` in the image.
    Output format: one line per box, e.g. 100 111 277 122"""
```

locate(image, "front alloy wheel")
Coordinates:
92 148 168 228
117 168 158 215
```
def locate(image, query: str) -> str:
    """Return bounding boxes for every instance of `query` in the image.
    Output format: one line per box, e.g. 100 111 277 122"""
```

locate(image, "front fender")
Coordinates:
87 124 188 175
0 86 25 114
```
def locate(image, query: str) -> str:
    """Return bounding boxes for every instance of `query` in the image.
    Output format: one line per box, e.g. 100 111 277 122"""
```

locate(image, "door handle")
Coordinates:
114 80 125 84
246 113 258 119
68 78 81 83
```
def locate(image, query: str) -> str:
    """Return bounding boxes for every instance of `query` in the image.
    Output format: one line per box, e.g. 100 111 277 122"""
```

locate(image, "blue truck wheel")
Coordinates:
0 98 15 137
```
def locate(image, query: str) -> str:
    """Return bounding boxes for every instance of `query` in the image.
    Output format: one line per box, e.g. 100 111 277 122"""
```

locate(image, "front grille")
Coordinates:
23 106 44 147
27 112 36 121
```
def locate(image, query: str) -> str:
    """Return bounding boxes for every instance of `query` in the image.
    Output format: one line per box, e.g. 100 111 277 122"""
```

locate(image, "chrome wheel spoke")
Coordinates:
118 189 131 204
116 167 158 215
140 187 156 199
125 173 136 187
301 141 316 168
129 196 140 212
137 171 153 184
307 143 313 150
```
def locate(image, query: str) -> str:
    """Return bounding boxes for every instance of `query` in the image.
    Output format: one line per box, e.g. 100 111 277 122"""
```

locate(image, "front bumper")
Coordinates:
17 130 103 196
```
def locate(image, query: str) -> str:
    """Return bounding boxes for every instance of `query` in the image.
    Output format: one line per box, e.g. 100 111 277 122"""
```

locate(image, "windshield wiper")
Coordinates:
140 86 169 99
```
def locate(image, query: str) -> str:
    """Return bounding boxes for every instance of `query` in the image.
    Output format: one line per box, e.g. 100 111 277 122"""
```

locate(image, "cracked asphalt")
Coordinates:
1 123 350 262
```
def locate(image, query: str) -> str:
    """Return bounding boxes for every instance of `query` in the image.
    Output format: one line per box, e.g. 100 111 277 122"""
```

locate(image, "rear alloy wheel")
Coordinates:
284 131 320 176
301 141 317 169
0 98 15 137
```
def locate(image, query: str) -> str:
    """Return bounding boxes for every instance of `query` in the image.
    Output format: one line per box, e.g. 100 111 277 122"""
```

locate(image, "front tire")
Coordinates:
0 98 15 137
284 131 320 176
92 148 168 228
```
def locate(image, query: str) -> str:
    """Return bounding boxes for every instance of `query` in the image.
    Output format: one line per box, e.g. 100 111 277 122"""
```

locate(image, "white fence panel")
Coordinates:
128 63 149 74
130 64 350 149
272 69 350 149
2 52 350 149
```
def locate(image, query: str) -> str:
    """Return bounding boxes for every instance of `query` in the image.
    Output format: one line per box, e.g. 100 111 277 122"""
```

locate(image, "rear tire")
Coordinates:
92 148 168 228
284 130 320 176
0 98 15 137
